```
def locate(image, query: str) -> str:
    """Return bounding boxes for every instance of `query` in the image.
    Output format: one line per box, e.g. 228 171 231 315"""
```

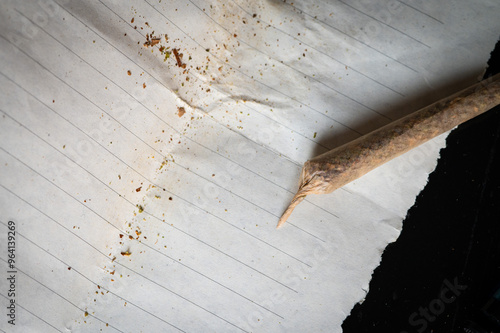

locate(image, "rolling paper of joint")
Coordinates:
277 74 500 229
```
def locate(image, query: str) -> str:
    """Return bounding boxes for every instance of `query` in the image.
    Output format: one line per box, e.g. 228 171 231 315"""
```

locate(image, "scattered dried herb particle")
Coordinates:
137 204 144 213
127 70 131 76
136 186 142 192
172 48 186 68
121 251 131 256
143 37 160 47
177 106 186 117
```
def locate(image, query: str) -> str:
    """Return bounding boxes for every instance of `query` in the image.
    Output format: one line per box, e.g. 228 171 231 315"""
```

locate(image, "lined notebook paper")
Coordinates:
1 0 499 332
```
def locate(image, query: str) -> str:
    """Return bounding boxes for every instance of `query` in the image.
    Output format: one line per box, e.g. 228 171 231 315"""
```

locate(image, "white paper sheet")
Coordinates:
1 0 498 332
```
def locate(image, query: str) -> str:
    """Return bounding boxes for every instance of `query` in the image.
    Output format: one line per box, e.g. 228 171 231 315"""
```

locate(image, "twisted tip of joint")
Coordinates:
276 216 287 229
276 195 306 229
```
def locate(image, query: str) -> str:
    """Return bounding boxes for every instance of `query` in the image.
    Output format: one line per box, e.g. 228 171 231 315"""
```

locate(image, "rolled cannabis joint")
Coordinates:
277 74 500 229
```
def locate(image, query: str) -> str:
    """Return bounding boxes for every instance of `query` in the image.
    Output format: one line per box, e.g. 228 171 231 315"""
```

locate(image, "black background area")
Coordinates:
342 39 500 333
